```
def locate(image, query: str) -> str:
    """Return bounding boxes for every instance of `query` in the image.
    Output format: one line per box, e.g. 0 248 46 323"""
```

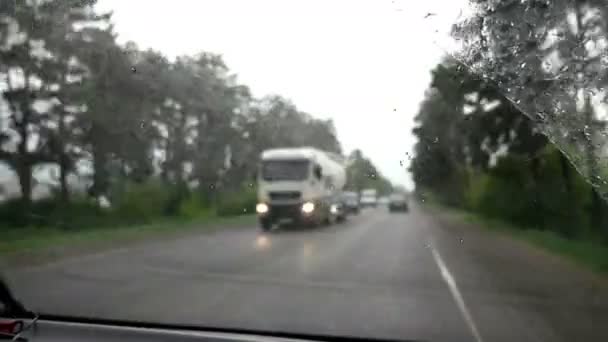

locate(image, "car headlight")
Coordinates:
302 201 315 214
330 204 339 214
256 203 269 214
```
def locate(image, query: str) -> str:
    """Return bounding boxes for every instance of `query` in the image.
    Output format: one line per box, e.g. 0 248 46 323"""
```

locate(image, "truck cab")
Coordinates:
255 148 346 231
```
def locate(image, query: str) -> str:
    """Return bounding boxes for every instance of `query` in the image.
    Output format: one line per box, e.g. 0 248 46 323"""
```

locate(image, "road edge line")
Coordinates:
429 242 484 342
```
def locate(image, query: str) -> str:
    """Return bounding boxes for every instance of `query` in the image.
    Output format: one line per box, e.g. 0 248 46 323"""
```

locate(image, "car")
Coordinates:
377 196 389 206
388 193 408 212
341 191 360 214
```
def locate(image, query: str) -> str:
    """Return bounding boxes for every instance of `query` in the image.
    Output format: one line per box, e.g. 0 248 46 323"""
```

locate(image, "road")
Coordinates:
6 203 608 342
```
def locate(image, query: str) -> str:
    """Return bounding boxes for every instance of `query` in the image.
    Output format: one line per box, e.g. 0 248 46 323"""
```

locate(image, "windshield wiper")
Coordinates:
0 277 32 318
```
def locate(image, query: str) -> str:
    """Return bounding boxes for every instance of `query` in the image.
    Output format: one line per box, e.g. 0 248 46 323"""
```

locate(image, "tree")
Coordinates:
0 0 102 207
345 149 392 195
453 0 608 229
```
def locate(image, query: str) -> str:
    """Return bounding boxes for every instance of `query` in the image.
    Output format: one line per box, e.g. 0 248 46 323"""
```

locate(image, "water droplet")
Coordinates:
536 112 546 121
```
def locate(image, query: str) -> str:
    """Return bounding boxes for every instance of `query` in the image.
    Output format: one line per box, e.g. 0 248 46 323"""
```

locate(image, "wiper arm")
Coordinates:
0 277 32 318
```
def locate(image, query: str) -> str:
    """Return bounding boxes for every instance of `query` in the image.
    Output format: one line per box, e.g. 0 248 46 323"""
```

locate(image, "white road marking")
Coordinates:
429 242 484 342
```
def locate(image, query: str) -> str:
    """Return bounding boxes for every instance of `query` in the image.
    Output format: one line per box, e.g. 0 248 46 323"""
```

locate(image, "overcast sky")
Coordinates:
95 0 466 189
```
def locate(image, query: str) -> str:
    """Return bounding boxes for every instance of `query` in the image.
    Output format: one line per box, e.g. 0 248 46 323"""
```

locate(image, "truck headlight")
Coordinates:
301 201 315 214
256 203 269 214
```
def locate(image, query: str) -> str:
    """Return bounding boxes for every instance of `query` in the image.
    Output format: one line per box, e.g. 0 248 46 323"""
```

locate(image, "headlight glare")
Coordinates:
256 203 269 214
302 201 315 214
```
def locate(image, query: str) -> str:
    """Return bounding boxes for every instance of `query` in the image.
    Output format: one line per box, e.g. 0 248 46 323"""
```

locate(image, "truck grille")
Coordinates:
269 191 301 201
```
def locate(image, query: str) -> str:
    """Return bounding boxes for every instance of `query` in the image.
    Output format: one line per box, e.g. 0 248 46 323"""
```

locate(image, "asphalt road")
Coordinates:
6 203 608 342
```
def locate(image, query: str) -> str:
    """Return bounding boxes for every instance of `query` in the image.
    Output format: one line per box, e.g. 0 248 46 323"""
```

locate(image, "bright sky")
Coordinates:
95 0 466 189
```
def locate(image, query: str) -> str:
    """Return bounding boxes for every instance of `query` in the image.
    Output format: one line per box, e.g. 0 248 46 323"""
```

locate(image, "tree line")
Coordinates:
412 0 608 240
1 0 378 227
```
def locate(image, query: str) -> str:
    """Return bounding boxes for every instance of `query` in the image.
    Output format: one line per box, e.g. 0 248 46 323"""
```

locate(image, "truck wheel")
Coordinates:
260 219 272 231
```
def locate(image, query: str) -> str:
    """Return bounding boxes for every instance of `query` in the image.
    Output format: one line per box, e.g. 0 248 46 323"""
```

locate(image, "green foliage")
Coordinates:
0 197 106 229
0 3 345 230
413 56 608 244
464 147 593 238
179 195 213 220
112 182 172 223
216 188 257 217
345 149 393 195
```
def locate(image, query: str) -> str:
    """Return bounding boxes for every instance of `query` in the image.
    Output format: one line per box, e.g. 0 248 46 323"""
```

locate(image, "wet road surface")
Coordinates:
7 203 608 342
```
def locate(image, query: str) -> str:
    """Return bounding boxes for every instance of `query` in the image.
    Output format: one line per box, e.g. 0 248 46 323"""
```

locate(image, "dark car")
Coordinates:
388 193 408 212
341 191 360 214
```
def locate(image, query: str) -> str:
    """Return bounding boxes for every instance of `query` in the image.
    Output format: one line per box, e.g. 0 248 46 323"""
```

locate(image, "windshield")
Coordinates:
390 194 406 201
2 1 608 341
261 160 310 182
342 192 358 200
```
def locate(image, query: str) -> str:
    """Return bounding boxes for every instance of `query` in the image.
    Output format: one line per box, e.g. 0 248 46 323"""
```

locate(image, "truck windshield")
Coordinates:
343 192 357 200
261 160 310 181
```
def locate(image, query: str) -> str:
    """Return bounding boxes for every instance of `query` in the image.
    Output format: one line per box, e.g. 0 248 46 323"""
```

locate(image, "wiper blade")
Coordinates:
0 277 32 318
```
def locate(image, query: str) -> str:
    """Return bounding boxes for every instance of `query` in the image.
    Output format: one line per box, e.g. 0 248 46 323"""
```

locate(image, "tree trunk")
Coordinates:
590 188 602 231
17 161 33 207
90 137 109 198
58 111 70 204
528 155 544 229
581 94 603 233
558 151 573 196
59 154 70 203
16 110 32 210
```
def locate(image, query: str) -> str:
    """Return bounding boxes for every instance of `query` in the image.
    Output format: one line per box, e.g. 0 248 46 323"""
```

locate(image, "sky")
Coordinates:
95 0 466 189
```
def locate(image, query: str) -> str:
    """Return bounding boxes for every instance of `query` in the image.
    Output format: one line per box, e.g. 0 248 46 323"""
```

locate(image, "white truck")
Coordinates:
360 188 378 208
255 147 346 231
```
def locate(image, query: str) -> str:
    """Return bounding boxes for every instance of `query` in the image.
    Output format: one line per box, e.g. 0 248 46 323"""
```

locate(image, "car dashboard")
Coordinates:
0 317 416 342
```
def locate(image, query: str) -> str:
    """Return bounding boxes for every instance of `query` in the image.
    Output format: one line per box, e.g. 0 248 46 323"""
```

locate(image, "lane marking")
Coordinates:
429 242 484 342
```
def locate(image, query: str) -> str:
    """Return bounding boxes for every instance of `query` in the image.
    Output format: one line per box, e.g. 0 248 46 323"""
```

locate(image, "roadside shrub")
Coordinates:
0 197 106 228
216 188 257 217
179 195 213 219
465 148 592 238
112 181 170 223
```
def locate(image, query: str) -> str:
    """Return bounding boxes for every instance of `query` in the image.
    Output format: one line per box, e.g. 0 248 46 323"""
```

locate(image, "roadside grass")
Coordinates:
426 201 608 275
0 213 256 260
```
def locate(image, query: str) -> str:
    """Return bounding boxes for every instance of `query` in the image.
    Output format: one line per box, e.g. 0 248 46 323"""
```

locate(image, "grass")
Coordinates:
0 214 256 261
448 206 608 274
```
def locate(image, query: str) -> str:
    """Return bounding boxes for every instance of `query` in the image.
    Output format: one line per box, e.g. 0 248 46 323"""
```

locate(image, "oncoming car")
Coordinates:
388 193 408 212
